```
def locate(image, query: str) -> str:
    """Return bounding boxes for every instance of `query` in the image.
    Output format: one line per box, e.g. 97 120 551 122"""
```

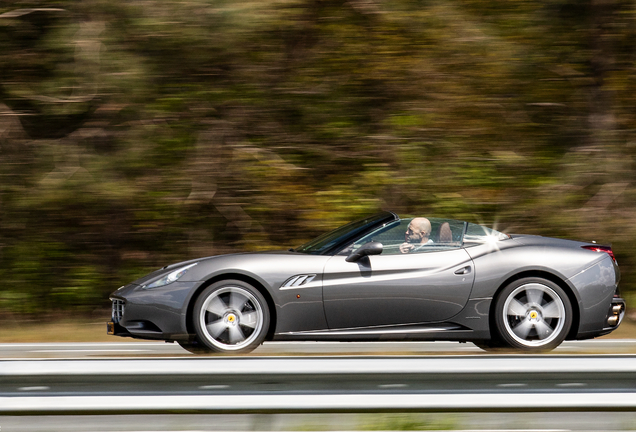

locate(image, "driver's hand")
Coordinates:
399 242 414 254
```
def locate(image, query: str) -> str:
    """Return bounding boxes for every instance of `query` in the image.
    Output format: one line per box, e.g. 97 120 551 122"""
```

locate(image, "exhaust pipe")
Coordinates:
608 298 626 327
612 304 624 315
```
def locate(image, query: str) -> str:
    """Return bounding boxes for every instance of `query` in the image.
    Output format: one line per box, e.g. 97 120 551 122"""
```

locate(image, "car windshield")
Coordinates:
295 212 397 255
463 223 510 245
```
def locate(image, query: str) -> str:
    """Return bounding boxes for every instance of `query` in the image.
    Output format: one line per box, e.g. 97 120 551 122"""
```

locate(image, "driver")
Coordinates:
399 217 433 253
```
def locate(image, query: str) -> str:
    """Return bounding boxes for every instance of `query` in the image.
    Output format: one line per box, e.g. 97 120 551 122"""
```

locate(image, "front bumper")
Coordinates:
107 281 201 341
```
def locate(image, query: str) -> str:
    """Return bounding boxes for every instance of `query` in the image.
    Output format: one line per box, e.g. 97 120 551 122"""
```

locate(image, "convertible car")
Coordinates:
108 212 625 353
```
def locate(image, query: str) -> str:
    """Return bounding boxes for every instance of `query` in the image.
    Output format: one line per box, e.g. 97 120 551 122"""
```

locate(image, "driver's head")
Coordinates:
405 217 432 244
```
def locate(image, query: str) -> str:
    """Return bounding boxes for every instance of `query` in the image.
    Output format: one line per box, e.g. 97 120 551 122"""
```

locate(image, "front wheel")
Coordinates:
193 280 270 354
494 277 572 352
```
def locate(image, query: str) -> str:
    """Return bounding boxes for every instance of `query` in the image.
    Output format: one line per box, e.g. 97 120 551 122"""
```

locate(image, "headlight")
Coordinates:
145 263 198 288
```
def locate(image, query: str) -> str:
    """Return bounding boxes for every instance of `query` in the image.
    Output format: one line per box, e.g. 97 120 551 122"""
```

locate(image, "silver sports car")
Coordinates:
108 211 625 353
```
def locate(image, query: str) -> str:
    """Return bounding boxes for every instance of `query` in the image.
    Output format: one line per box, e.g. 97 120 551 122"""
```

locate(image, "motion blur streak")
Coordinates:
2 413 636 432
1 2 636 325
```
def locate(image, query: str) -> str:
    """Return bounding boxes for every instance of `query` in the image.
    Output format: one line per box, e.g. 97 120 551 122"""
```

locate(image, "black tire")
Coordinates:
193 279 270 354
494 277 572 352
177 340 212 355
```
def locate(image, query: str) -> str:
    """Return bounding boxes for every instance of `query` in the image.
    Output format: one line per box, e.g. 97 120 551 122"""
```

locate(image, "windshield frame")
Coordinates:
294 211 398 255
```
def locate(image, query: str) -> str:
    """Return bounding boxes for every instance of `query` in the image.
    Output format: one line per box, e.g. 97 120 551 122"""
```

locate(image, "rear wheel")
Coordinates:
193 280 269 354
494 277 572 352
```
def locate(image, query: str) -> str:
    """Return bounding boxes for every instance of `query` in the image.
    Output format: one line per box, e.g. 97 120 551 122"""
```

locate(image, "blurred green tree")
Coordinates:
1 0 635 318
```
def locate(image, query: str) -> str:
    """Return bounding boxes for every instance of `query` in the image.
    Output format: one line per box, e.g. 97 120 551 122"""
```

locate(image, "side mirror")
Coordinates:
345 241 383 262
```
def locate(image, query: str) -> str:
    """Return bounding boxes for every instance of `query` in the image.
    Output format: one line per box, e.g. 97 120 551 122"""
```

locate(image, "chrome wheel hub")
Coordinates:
224 312 238 326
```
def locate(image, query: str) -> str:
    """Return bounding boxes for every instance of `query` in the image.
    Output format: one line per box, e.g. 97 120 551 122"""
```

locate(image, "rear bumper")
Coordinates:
577 297 626 339
598 297 626 335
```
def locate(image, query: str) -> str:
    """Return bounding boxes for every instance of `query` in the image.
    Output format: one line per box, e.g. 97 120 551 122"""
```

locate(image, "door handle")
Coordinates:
454 266 471 275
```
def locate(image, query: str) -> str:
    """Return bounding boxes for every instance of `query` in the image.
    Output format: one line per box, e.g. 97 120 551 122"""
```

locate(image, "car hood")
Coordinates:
130 250 297 286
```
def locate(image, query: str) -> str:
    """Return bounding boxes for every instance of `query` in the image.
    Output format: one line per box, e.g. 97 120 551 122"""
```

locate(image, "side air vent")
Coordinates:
281 274 316 289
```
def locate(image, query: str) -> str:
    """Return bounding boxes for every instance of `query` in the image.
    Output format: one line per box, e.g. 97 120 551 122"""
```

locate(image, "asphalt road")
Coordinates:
2 339 636 358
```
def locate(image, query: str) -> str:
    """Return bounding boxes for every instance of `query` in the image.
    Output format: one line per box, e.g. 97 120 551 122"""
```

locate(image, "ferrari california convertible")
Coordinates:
108 212 625 353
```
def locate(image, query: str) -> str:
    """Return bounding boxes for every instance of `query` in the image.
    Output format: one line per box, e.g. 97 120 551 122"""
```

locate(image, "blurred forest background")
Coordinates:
1 0 636 320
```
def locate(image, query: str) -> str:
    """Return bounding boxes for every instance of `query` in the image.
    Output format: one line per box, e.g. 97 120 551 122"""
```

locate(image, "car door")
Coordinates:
322 219 475 329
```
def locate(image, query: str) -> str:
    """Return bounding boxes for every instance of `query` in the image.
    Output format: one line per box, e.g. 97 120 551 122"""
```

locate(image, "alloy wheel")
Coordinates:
197 285 265 352
501 282 566 348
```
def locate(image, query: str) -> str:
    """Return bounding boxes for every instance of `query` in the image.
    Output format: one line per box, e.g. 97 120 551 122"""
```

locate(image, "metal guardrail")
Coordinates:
5 393 636 414
4 355 636 375
3 356 636 414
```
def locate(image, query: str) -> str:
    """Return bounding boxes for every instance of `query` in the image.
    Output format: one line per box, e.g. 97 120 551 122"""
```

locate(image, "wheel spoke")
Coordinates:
240 311 259 328
507 299 527 317
542 301 561 319
512 319 533 339
228 325 246 344
229 290 247 312
526 288 544 305
206 296 228 316
534 320 554 339
206 319 227 338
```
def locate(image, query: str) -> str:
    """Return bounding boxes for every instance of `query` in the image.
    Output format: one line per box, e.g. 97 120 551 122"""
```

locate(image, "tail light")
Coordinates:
581 245 616 263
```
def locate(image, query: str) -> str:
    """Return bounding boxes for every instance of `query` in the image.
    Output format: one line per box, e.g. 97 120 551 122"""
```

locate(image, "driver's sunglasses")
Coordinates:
406 228 430 237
